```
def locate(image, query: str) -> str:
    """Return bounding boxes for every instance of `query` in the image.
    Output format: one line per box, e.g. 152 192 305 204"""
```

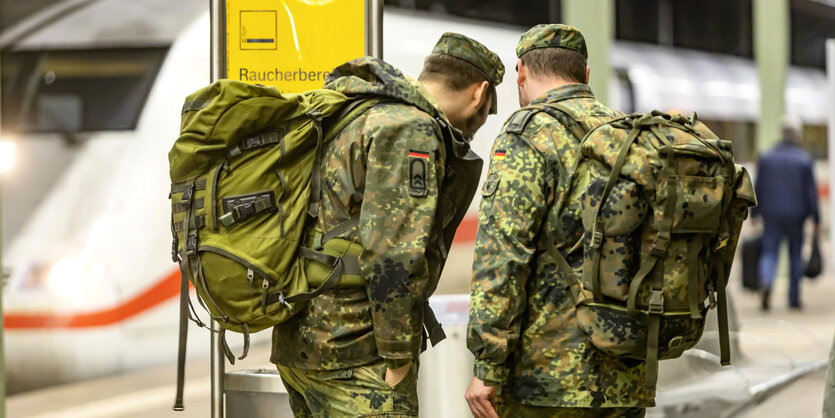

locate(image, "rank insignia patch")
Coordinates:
408 150 429 197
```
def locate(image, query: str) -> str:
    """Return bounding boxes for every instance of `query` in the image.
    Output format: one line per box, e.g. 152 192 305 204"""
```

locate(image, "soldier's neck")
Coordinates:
522 77 577 106
421 80 469 131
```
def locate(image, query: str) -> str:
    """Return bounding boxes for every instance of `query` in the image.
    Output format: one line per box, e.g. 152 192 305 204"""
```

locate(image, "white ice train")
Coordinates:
0 0 829 394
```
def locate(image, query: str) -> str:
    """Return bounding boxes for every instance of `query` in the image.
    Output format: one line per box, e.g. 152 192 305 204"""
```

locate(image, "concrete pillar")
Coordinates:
754 0 790 153
562 0 614 106
827 40 835 283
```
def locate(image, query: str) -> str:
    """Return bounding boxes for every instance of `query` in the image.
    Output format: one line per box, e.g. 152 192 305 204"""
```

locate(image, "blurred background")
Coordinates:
0 0 833 417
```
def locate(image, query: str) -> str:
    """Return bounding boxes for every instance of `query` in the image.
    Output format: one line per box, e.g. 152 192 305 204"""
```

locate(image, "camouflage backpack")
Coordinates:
168 80 378 410
563 111 756 390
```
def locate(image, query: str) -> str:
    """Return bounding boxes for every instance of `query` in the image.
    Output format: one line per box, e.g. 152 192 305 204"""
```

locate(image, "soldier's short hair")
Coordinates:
521 47 586 83
419 53 490 91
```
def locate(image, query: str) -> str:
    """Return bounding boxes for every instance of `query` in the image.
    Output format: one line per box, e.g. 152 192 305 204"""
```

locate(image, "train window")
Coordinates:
384 0 558 27
699 119 756 163
1 47 168 133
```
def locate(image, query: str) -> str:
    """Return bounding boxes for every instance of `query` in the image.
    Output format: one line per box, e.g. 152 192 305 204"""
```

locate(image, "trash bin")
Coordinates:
224 369 292 417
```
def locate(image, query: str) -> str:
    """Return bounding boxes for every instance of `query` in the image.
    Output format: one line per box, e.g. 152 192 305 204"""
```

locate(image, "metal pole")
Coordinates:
210 1 225 417
0 46 6 418
366 0 383 59
827 39 835 281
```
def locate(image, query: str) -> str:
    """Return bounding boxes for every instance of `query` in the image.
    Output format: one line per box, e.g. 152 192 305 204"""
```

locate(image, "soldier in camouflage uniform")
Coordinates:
272 33 504 417
466 25 652 418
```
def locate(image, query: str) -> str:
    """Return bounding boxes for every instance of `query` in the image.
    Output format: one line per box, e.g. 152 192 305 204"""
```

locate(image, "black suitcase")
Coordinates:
741 235 762 291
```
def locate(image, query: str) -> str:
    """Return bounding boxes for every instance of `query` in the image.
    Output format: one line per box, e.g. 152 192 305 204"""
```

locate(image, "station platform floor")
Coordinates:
8 274 835 418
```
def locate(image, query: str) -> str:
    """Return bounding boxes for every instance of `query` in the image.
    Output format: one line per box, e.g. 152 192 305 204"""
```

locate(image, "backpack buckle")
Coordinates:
648 289 664 314
182 184 194 205
185 233 198 256
233 203 256 220
651 234 669 256
277 293 293 311
591 230 603 249
171 239 181 262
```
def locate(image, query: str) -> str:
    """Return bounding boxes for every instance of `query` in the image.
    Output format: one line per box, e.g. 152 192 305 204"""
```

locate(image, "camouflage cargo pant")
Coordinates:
276 359 418 417
497 398 645 418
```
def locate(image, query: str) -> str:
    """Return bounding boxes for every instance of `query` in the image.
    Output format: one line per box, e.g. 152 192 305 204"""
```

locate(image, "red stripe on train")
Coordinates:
4 270 183 329
3 217 479 329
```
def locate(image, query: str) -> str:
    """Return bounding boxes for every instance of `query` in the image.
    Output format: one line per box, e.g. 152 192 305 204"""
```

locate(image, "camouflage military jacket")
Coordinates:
272 57 482 370
467 84 655 407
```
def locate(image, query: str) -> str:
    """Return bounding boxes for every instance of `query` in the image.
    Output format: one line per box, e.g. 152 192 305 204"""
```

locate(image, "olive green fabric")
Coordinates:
169 80 353 336
575 111 757 387
277 359 419 417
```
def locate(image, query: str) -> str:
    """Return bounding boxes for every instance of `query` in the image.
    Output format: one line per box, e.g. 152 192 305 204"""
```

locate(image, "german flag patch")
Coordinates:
408 150 431 159
493 149 507 160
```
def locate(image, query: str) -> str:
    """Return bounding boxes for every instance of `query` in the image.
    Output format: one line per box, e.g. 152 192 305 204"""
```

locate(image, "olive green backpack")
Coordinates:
168 80 378 410
558 111 756 390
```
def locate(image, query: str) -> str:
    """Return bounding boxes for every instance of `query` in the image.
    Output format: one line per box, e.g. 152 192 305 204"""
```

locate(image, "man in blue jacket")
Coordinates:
753 115 820 311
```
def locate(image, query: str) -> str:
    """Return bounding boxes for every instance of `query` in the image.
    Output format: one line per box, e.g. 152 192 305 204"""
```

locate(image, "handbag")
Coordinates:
805 233 823 279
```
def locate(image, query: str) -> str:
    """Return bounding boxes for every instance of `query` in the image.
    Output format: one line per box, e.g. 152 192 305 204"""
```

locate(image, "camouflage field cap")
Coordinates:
516 24 588 59
432 32 505 114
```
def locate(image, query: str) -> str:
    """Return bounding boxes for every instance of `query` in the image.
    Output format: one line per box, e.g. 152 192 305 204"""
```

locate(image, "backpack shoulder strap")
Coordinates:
537 102 588 141
505 107 541 134
323 97 384 143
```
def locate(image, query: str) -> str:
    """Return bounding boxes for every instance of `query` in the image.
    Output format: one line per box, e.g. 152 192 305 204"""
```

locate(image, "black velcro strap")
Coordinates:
173 216 205 232
181 100 210 114
423 302 446 346
504 108 539 134
170 179 206 195
172 198 204 213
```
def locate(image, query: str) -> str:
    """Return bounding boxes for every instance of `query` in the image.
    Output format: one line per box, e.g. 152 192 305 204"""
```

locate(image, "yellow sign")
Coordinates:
226 0 366 93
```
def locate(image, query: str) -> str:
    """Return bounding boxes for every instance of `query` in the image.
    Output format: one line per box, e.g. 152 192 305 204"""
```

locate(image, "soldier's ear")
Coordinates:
585 66 590 84
516 59 526 86
472 80 489 110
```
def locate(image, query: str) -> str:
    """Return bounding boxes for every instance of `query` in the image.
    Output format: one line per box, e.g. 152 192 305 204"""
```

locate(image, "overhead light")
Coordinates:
0 141 16 174
47 258 86 301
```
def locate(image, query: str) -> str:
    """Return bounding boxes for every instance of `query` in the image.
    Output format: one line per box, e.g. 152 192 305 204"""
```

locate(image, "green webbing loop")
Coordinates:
181 100 210 114
229 130 284 157
173 216 205 232
588 126 643 302
644 309 662 390
307 110 325 218
716 263 731 366
322 216 360 243
170 179 206 196
172 198 204 213
687 241 703 319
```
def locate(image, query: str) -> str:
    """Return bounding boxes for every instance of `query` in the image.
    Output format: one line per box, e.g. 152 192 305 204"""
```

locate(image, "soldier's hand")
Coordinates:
465 377 499 418
384 362 411 387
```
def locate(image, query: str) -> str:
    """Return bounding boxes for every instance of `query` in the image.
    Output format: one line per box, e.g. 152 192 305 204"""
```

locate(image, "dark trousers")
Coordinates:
758 216 805 306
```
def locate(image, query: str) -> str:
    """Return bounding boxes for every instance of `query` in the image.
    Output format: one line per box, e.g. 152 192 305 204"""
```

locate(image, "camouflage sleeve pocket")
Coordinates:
481 173 500 197
478 173 501 226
